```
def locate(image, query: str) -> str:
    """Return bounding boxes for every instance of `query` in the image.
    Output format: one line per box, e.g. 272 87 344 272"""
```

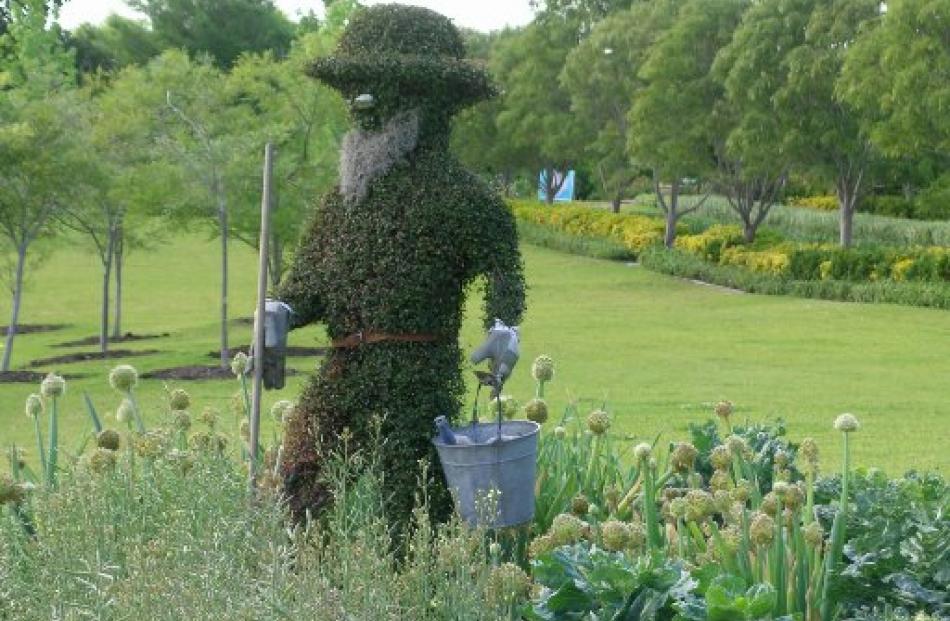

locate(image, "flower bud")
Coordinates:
25 393 42 419
586 409 610 435
633 442 652 463
531 355 555 383
109 365 138 392
41 373 66 398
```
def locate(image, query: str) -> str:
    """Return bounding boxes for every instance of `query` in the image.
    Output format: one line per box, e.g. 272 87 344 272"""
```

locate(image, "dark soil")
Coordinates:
57 332 171 347
143 365 301 381
231 316 254 326
0 324 68 336
209 345 328 359
28 349 160 368
0 371 86 383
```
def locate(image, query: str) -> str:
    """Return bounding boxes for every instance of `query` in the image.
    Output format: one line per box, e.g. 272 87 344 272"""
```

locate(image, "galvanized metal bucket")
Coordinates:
433 420 540 528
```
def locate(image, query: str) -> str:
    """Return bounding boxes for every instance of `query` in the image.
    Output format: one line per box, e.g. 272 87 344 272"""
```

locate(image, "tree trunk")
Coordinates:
664 210 677 248
112 226 124 339
611 193 622 214
2 244 28 373
544 166 555 205
839 202 854 248
742 219 756 244
218 195 230 369
99 231 114 354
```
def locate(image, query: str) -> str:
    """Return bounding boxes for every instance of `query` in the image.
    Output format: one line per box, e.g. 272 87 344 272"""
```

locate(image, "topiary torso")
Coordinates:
278 139 525 523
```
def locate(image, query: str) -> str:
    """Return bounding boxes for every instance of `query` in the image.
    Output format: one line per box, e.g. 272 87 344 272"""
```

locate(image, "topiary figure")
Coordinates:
277 4 526 525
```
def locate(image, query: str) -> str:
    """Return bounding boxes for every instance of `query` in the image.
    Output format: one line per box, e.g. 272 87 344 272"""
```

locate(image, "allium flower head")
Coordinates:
732 480 752 504
571 494 589 516
550 513 587 546
773 450 789 468
87 447 117 474
96 429 121 451
834 413 860 433
524 398 548 424
199 406 219 429
270 400 295 424
783 483 805 511
668 497 687 520
109 365 138 392
684 489 715 522
230 352 250 377
671 442 699 473
25 393 42 418
586 409 610 435
800 437 819 468
760 492 779 517
168 388 191 411
600 520 632 552
239 419 250 442
726 435 749 457
528 534 555 559
710 469 733 492
633 442 652 463
750 512 775 546
173 410 192 431
553 426 566 439
116 398 135 424
710 444 732 470
484 562 530 609
0 475 25 505
41 373 66 398
531 355 555 383
804 521 824 548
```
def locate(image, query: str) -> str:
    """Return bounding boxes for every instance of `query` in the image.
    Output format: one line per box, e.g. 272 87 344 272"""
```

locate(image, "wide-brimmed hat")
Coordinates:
309 4 496 111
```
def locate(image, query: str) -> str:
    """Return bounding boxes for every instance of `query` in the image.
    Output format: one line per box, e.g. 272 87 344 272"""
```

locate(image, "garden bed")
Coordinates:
142 364 300 380
0 370 85 383
207 346 327 359
0 323 68 336
27 349 160 368
56 332 170 347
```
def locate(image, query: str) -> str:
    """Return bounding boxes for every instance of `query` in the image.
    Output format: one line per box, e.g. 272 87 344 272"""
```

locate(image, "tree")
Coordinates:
0 0 82 371
492 19 592 203
147 50 262 368
67 14 160 75
563 3 674 213
128 0 295 68
226 9 351 287
0 0 62 36
714 0 878 246
839 0 950 170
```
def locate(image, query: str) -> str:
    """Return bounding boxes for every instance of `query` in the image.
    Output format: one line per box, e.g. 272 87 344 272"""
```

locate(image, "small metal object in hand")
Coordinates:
470 319 520 398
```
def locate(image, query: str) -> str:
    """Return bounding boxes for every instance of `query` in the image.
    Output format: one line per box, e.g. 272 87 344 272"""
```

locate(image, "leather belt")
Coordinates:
331 331 439 349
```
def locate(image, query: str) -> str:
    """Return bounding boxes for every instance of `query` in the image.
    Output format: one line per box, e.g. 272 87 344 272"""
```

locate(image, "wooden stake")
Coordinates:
249 142 275 492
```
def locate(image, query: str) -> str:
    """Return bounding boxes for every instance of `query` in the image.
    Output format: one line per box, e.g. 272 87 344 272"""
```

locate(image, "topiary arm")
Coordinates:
275 214 327 330
477 197 527 329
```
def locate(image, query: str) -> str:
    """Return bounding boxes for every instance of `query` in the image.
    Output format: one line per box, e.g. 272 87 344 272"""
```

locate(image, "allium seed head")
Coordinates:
87 447 117 474
671 442 699 473
571 494 589 516
531 355 555 383
168 388 191 411
834 413 860 433
523 398 548 424
804 521 824 548
710 469 733 492
750 512 775 546
484 562 530 609
760 492 779 517
108 365 138 392
586 409 610 435
726 435 749 457
553 426 566 439
173 410 192 431
710 444 732 471
96 429 121 450
715 400 734 420
492 394 520 420
199 406 219 429
550 513 587 546
684 489 715 522
783 483 805 511
600 520 631 552
40 373 66 398
732 480 752 504
668 497 687 520
773 449 789 468
528 534 555 559
25 393 42 419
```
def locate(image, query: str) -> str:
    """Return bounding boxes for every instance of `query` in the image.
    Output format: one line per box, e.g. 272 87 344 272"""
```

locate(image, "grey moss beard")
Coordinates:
339 109 420 205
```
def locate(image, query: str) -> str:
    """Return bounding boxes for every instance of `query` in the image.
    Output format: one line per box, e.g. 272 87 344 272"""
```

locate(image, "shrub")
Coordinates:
674 224 745 262
862 195 917 219
791 195 840 211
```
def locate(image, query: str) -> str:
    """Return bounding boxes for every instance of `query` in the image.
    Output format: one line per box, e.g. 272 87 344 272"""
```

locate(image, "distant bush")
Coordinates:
791 195 839 211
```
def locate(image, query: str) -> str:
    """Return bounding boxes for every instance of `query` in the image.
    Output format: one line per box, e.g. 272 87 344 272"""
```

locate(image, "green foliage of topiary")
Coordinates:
277 5 526 525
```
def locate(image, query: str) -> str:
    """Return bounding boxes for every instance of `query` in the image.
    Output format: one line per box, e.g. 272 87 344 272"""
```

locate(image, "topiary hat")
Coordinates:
309 4 496 113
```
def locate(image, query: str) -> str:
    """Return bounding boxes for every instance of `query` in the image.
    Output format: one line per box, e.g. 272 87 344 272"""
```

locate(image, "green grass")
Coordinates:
2 233 948 475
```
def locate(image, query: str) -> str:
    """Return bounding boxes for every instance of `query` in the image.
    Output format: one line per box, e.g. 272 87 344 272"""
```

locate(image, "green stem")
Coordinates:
128 390 146 433
820 432 851 621
583 434 601 491
804 470 815 524
32 414 47 483
47 396 59 487
240 374 251 419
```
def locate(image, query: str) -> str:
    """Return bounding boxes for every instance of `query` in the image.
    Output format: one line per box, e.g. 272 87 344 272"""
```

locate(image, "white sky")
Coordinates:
58 1 536 33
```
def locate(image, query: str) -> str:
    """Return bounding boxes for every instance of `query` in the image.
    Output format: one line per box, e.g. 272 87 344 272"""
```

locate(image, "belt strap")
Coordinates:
331 331 438 349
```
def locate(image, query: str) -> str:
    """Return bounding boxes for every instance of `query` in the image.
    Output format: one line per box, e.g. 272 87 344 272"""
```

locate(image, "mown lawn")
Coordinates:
2 234 947 474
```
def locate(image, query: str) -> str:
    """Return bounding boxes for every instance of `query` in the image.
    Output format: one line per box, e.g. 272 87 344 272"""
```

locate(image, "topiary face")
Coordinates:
308 4 496 126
